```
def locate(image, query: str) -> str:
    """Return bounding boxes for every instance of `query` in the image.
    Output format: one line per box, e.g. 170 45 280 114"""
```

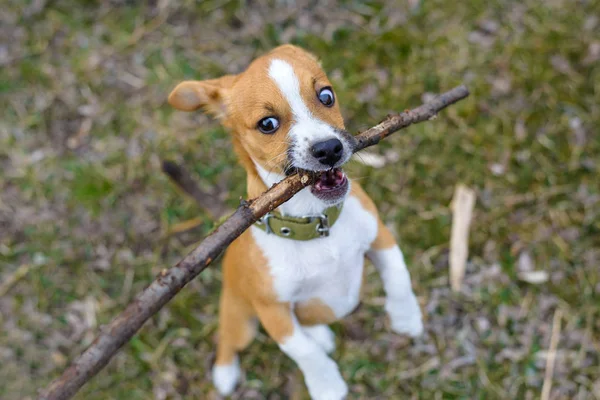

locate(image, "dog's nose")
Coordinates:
311 138 343 167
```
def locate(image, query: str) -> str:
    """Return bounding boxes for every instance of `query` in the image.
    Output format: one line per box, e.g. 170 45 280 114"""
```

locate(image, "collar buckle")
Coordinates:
314 214 330 237
256 213 273 234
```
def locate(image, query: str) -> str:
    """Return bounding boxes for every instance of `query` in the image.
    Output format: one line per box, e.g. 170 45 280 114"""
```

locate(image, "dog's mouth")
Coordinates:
284 165 349 202
310 168 349 202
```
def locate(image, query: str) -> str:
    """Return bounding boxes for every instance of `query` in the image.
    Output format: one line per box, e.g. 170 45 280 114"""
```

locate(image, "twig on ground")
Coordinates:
449 184 476 292
38 85 469 400
397 357 441 380
541 308 563 400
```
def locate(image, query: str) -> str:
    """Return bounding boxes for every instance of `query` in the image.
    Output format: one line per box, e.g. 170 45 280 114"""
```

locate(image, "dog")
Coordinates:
168 45 424 400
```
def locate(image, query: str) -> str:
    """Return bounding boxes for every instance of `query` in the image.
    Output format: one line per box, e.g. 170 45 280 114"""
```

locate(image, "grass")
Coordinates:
1 0 599 399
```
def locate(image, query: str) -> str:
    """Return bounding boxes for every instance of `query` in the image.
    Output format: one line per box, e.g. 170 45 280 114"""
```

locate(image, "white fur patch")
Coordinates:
279 325 348 400
303 324 336 354
267 59 351 171
268 59 314 124
212 356 241 395
367 247 424 337
251 185 377 317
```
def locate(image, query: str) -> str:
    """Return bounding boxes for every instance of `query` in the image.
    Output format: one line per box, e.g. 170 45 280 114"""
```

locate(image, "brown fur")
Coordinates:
295 298 338 326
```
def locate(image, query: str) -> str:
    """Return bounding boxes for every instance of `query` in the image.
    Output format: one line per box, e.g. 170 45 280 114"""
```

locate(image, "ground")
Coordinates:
1 1 599 399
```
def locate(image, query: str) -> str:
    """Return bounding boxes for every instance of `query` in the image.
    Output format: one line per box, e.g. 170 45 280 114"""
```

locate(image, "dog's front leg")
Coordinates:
367 224 423 337
254 301 348 400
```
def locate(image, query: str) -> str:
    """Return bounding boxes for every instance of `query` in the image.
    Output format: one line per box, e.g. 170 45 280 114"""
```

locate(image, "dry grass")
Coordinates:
1 0 599 399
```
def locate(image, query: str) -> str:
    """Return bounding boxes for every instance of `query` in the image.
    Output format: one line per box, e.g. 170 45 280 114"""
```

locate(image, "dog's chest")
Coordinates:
251 195 378 317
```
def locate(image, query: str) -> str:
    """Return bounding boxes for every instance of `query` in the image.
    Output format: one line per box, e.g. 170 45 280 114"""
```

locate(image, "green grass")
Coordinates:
1 0 599 399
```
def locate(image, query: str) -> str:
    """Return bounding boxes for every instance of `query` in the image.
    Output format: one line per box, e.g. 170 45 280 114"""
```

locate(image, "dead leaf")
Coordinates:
489 163 505 176
550 55 575 76
491 75 512 96
518 251 535 272
468 31 495 48
477 19 499 35
518 270 549 284
582 42 600 65
515 119 527 142
67 118 93 149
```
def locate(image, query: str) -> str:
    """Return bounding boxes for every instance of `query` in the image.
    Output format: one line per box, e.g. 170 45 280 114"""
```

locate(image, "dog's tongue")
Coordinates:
314 168 345 191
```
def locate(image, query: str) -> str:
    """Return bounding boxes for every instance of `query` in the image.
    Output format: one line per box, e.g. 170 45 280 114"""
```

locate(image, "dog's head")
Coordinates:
169 45 355 204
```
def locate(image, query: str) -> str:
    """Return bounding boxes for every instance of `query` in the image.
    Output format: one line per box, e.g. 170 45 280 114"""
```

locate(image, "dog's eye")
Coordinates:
257 117 280 134
318 87 335 107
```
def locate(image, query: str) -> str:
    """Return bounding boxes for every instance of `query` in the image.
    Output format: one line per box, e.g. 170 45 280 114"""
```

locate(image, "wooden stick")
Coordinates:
38 85 469 400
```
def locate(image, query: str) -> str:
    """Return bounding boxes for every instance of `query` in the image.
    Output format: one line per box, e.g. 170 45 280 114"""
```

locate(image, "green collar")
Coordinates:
254 203 343 240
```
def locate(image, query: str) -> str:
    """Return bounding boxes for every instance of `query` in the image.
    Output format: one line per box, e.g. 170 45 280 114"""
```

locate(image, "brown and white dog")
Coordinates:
168 45 423 400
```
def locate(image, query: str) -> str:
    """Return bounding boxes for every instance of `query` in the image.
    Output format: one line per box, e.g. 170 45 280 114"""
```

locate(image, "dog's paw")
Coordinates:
213 357 241 396
386 295 424 338
304 359 348 400
309 383 348 400
303 325 336 354
389 310 424 337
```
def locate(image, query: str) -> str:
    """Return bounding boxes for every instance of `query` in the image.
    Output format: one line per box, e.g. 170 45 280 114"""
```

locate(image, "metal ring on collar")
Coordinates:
259 213 273 234
315 213 330 237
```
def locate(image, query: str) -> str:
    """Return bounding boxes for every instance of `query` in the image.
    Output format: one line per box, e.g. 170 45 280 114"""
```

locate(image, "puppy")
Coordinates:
168 45 423 400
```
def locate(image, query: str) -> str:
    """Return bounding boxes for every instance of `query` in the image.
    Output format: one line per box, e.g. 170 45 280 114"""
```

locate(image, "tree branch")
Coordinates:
38 85 469 400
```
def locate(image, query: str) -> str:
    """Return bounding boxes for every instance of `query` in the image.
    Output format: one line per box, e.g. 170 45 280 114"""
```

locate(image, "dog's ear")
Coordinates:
168 75 236 118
